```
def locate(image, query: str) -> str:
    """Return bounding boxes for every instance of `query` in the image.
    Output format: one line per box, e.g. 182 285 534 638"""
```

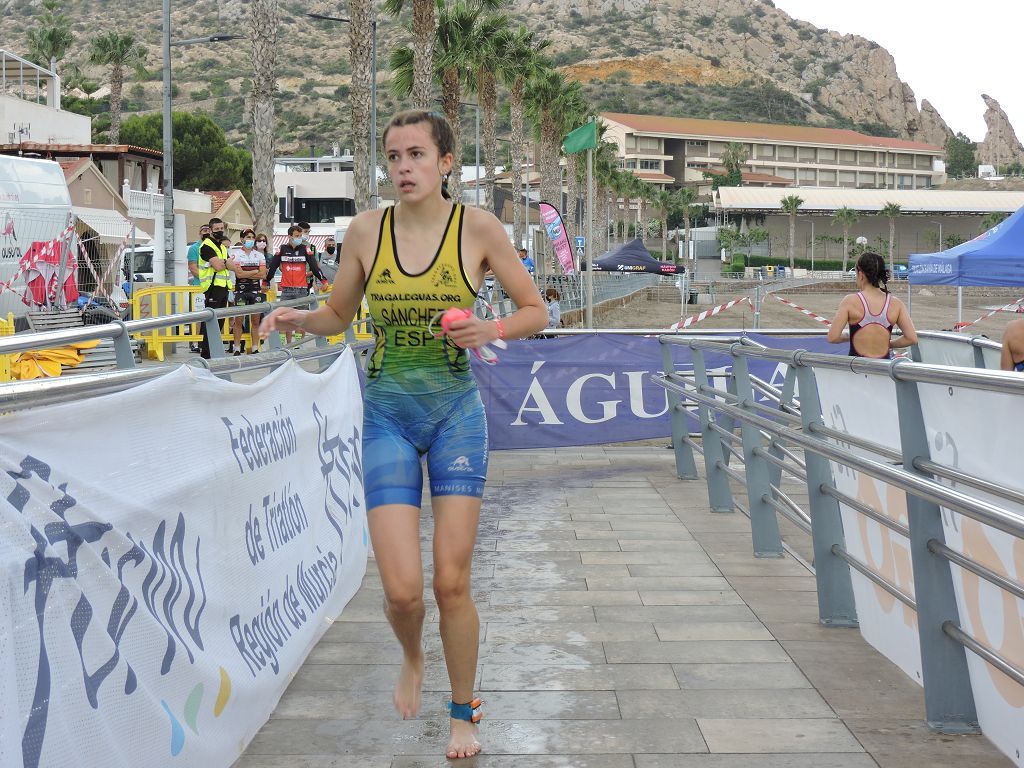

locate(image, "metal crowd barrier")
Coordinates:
652 336 1024 738
0 292 373 375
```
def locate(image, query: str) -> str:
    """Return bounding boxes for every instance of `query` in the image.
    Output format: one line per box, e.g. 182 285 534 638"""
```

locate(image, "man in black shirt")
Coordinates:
197 217 236 358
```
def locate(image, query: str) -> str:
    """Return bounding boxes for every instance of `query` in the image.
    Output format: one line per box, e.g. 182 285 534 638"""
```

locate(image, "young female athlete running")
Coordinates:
827 251 918 358
260 109 547 759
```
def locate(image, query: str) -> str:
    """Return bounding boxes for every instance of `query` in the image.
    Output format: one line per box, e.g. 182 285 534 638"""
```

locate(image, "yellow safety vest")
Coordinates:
198 237 232 291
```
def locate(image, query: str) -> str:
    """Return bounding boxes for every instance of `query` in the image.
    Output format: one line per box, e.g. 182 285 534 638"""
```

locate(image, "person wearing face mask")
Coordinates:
197 217 237 359
266 223 328 343
297 221 320 290
229 228 268 355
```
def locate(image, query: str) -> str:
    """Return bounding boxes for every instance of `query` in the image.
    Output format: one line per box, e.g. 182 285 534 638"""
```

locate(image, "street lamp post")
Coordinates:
161 7 243 283
308 14 377 208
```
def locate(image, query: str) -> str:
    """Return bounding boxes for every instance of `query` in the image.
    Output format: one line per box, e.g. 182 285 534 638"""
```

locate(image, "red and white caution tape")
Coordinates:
671 297 753 330
772 294 832 326
954 296 1024 331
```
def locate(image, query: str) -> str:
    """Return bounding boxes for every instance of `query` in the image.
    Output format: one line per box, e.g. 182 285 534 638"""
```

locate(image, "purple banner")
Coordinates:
538 201 575 275
473 333 836 449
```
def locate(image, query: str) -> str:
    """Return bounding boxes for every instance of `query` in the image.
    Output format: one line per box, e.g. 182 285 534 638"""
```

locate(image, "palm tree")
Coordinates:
720 141 750 178
383 0 437 108
781 194 804 270
249 0 278 237
560 92 591 244
592 135 618 252
832 206 858 272
880 202 902 273
89 33 145 144
524 68 575 230
653 187 676 262
468 10 512 213
390 1 484 203
608 170 631 244
26 0 73 70
636 181 656 243
347 0 375 212
498 26 548 249
675 187 698 265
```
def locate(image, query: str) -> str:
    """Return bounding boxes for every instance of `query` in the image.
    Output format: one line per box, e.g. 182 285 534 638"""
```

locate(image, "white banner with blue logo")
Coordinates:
0 351 367 768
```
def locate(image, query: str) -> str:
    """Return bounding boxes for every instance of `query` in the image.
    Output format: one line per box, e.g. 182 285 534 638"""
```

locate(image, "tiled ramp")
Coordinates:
237 446 1011 768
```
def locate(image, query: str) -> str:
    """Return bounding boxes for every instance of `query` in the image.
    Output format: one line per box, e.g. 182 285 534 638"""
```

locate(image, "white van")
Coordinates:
0 156 75 321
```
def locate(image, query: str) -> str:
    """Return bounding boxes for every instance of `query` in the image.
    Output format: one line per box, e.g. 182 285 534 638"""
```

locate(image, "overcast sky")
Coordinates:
772 1 1024 142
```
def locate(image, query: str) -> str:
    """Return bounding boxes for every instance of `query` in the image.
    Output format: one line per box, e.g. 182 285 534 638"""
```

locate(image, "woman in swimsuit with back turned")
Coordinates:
828 251 918 358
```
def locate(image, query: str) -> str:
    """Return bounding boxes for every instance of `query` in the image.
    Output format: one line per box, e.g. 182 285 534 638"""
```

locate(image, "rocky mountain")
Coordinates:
977 94 1024 168
0 0 1011 157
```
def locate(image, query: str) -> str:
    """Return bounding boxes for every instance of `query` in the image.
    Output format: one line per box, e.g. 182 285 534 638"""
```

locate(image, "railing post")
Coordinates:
893 368 979 733
204 308 225 359
719 371 739 467
765 365 797 489
111 321 136 369
691 347 734 513
731 351 783 556
794 363 857 627
660 342 698 480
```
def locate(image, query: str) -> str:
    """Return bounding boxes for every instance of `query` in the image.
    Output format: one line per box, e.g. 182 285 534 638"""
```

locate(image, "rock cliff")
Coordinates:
977 94 1024 168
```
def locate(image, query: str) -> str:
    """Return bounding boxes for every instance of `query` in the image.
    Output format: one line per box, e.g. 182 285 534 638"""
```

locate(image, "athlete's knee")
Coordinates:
432 569 472 608
384 586 425 618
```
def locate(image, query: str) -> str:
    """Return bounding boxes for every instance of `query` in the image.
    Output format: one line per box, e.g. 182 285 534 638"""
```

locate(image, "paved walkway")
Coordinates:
235 446 1012 768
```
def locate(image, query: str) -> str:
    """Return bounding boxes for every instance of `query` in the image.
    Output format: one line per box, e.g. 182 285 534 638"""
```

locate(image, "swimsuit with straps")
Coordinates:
361 204 488 509
848 291 894 359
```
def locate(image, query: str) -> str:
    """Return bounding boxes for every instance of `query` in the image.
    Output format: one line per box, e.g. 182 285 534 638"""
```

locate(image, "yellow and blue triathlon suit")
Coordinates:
362 204 487 509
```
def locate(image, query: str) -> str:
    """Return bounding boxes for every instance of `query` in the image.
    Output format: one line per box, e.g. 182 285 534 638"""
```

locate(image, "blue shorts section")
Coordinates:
362 385 488 510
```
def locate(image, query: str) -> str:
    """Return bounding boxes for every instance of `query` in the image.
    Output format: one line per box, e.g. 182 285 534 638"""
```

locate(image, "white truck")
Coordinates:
0 155 75 324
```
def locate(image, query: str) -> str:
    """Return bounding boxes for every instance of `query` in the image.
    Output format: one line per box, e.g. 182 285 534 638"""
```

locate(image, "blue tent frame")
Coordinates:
909 206 1024 286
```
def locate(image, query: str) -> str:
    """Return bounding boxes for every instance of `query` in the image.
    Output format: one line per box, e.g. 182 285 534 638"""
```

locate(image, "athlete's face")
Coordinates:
385 123 452 202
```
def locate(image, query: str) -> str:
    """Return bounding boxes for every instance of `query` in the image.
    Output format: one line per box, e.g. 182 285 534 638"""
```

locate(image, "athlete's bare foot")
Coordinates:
393 651 424 719
446 718 481 760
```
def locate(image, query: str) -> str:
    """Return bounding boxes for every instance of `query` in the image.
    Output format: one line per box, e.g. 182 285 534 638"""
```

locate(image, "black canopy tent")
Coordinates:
583 238 681 274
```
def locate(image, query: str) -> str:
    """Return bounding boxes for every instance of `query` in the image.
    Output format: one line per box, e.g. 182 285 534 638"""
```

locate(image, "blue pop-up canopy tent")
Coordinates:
909 205 1024 286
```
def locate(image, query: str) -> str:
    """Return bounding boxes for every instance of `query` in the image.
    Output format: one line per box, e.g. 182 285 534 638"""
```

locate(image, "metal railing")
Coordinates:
652 337 1024 741
0 292 372 381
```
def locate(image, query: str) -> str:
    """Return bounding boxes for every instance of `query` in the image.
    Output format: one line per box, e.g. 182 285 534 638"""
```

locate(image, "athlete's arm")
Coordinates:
265 252 282 283
445 209 546 349
259 216 371 339
827 295 853 344
889 299 918 350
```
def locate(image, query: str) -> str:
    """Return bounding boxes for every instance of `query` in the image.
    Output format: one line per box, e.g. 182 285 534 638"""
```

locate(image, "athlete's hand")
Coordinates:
444 312 499 350
259 307 307 339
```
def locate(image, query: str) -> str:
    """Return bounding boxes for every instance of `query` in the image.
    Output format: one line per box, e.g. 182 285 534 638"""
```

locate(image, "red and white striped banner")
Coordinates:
772 294 832 326
0 220 77 301
670 296 753 330
954 296 1024 331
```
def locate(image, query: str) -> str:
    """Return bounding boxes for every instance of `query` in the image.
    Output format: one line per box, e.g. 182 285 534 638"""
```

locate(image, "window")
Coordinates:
896 153 913 169
687 140 708 150
639 159 661 171
818 169 837 186
858 151 876 165
818 148 836 163
637 136 661 151
625 136 636 150
839 149 857 164
775 168 796 180
757 144 775 158
799 168 816 182
777 145 796 159
858 172 878 188
797 147 816 162
838 170 856 187
915 155 932 170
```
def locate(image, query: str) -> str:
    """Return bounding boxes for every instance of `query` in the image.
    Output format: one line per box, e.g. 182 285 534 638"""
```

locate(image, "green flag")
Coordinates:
562 121 598 154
